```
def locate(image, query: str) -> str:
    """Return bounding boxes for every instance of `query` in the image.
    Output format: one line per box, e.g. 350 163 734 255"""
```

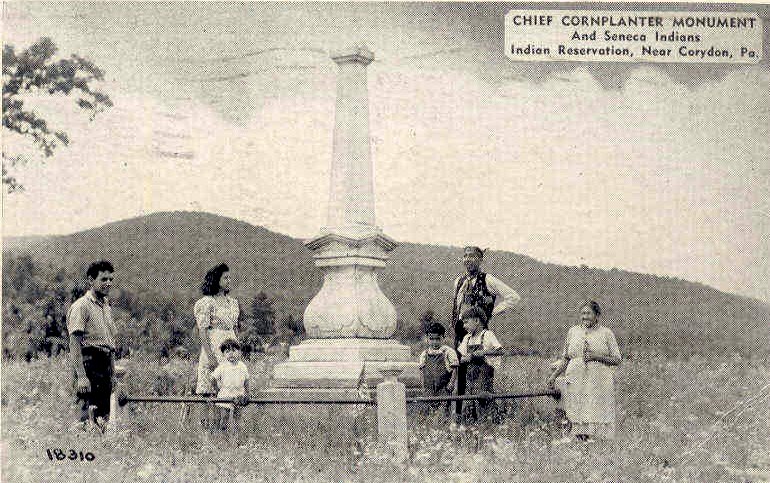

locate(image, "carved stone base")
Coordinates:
303 263 397 339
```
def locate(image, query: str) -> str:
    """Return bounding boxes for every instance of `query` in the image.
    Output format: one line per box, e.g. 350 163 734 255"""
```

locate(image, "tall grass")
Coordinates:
3 353 768 482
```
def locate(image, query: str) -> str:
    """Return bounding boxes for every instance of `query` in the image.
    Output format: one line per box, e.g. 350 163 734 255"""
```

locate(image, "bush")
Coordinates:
2 254 204 361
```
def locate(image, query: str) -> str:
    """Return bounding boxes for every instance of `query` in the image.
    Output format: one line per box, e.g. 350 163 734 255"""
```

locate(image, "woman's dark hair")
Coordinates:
581 300 602 317
460 306 489 328
201 263 229 296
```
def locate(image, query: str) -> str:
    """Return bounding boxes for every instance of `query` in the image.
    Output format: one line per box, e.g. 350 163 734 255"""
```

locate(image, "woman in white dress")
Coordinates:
194 264 240 400
547 300 621 441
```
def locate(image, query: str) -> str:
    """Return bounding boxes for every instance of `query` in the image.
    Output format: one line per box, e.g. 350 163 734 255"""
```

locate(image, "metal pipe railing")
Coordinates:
119 389 560 406
406 390 560 403
120 395 374 405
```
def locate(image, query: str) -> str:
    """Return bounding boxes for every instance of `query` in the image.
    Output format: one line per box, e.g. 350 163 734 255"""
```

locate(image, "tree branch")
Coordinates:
2 37 112 191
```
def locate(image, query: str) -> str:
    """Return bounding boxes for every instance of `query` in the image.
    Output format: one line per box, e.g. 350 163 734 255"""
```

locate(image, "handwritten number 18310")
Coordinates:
46 449 95 461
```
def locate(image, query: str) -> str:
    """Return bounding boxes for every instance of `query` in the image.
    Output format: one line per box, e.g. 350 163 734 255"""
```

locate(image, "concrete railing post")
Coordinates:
377 364 407 463
108 364 126 432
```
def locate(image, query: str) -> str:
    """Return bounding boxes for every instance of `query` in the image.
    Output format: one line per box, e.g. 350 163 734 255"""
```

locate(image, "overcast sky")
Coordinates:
3 2 769 301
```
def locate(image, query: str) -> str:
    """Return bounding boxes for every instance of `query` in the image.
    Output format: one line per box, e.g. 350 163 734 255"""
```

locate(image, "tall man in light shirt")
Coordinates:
67 260 118 429
451 246 521 415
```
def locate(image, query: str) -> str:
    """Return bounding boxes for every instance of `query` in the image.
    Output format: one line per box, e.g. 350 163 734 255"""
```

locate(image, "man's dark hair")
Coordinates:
460 306 489 327
219 338 241 352
86 260 114 279
425 322 446 337
201 263 229 296
464 246 484 258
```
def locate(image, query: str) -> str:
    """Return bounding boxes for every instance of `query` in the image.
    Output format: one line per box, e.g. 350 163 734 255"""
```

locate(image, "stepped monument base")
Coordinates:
269 339 421 398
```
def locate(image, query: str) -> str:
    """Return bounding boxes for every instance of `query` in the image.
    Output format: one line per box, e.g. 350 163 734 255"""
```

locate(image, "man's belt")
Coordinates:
82 345 114 354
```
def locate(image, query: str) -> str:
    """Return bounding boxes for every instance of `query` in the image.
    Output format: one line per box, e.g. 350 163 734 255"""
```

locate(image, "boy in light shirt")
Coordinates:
210 339 249 434
457 306 504 424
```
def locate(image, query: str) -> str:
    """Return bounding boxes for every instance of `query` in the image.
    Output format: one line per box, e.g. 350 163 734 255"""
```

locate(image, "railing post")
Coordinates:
108 364 126 432
377 364 407 463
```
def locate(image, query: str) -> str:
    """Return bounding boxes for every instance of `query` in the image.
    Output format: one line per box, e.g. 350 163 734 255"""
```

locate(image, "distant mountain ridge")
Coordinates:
2 235 49 252
4 211 769 356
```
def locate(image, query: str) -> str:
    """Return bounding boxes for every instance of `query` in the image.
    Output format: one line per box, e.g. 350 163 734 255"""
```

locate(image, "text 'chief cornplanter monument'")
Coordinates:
270 46 420 397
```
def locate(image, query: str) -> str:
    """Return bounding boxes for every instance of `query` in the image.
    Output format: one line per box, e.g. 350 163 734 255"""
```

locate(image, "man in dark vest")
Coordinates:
451 246 521 416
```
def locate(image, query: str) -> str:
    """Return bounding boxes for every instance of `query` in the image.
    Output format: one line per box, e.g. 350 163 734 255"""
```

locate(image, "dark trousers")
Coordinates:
455 363 467 416
454 321 467 416
74 347 114 421
463 360 496 424
423 356 453 415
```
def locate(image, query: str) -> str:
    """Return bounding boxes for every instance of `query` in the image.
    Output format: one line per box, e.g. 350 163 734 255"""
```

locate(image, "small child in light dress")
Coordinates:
210 339 250 433
418 322 459 415
457 306 504 424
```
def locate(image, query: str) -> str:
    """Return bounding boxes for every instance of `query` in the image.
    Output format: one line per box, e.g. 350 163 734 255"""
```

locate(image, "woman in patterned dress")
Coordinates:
547 300 621 441
194 264 240 426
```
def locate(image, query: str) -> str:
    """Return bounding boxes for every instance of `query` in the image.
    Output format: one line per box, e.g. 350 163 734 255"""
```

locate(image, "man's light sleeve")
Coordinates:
487 275 521 316
66 301 88 334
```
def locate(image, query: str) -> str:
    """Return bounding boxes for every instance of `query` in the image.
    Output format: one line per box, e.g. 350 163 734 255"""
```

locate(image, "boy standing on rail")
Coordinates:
418 322 459 415
210 339 250 434
457 307 504 424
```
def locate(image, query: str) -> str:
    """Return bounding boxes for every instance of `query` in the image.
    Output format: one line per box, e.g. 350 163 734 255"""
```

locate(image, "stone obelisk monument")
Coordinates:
271 46 420 397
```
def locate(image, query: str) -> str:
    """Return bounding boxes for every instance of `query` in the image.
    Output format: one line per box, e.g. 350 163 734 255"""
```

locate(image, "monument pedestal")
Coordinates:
270 339 421 398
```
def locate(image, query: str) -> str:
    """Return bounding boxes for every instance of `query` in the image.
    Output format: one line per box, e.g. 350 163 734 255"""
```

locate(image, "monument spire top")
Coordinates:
330 45 374 65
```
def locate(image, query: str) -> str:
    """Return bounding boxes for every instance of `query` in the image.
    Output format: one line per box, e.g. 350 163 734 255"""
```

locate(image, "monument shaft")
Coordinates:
326 49 376 234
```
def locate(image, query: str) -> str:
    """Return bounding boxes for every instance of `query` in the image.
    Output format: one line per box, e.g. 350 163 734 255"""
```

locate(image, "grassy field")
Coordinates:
2 352 769 483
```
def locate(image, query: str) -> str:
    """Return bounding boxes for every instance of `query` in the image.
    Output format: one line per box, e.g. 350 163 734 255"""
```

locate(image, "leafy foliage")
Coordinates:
1 255 78 360
250 291 276 334
2 37 113 192
237 291 277 358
